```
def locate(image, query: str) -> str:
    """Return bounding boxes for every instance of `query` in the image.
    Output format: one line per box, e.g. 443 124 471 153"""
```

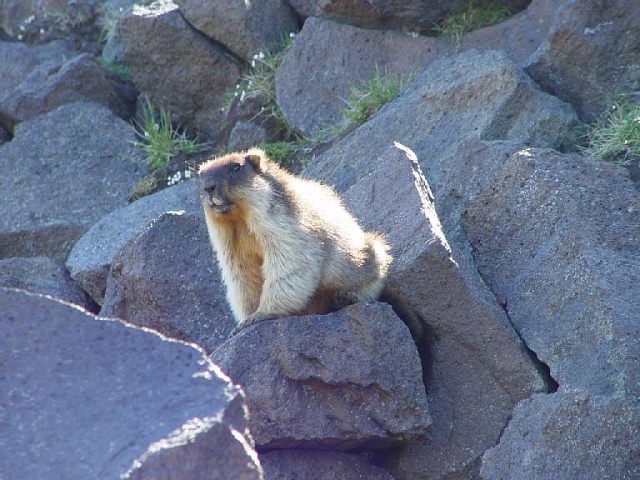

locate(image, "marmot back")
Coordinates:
199 148 392 328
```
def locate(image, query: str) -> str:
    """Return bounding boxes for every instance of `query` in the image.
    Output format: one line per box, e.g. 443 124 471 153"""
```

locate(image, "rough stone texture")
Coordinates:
228 121 268 152
175 0 299 62
0 53 136 132
275 17 445 136
101 210 236 354
340 144 546 480
0 101 147 262
0 288 261 479
480 390 640 480
524 0 640 121
212 302 431 450
463 149 640 397
120 0 241 139
261 450 394 480
0 40 38 94
301 49 578 193
67 180 200 306
289 0 529 29
0 256 94 310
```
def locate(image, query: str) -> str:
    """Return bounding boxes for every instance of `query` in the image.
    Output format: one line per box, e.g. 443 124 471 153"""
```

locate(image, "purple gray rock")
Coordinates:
0 288 261 479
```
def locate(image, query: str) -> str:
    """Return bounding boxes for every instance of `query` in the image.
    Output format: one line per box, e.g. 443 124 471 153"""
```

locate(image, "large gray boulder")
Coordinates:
0 41 38 94
302 49 578 193
0 101 146 262
120 0 241 139
101 210 236 353
0 53 135 132
67 180 200 306
0 256 94 310
212 302 431 451
525 0 640 121
0 288 261 479
275 17 445 136
463 148 640 396
480 390 640 480
340 144 547 479
175 0 299 62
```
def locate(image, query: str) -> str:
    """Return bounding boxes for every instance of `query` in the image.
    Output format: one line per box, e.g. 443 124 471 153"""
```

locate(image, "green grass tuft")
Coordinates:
583 99 640 163
434 1 513 44
133 98 209 171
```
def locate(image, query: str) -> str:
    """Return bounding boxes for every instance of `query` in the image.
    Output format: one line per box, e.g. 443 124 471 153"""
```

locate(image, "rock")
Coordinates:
228 121 268 152
0 256 94 310
524 0 640 121
120 0 242 139
0 101 146 262
261 450 394 480
212 302 431 450
462 148 640 396
175 0 299 62
67 180 200 306
480 390 640 480
301 49 578 193
0 40 38 94
275 17 445 136
101 210 236 353
339 143 547 479
0 288 261 479
289 0 528 29
0 53 136 132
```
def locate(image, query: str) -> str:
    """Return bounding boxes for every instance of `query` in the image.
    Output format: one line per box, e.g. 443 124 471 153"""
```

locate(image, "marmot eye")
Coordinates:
231 163 242 172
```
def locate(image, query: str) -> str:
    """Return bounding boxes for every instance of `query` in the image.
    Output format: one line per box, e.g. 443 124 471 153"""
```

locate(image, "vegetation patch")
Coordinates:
433 1 513 44
582 98 640 163
133 98 209 172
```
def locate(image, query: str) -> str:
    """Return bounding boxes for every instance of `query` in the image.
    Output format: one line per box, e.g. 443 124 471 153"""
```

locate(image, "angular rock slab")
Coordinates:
275 17 445 136
121 0 241 138
341 143 547 480
101 210 236 353
480 390 640 480
302 49 578 193
463 149 640 396
525 0 640 121
0 101 146 262
212 302 431 450
0 288 261 480
0 256 94 310
175 0 298 62
67 180 200 306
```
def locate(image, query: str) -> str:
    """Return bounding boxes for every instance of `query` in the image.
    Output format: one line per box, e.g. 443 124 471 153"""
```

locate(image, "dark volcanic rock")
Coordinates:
341 143 546 480
463 148 640 396
0 101 146 262
480 390 640 480
212 302 431 451
175 0 299 62
261 450 394 480
0 256 94 309
101 210 236 353
67 180 201 306
121 0 241 139
525 0 640 121
0 288 260 479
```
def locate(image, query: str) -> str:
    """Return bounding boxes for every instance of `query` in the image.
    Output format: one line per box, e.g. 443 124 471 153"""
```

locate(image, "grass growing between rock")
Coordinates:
133 99 208 171
583 99 640 163
433 1 513 44
340 67 407 128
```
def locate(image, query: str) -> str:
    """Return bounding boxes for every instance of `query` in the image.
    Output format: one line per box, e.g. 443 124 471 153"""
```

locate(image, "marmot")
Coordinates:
199 147 392 328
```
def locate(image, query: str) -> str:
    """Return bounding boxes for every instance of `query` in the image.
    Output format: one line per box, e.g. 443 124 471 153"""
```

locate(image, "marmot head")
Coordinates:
199 148 267 217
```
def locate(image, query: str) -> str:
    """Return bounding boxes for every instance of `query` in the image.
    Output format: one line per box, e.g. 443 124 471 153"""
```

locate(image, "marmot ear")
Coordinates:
245 154 263 172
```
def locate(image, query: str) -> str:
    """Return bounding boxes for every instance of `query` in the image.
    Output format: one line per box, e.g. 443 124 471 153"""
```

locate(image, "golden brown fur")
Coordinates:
199 148 392 328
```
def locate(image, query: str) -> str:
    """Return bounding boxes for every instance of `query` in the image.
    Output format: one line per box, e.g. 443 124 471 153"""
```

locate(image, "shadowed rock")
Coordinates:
212 302 431 451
